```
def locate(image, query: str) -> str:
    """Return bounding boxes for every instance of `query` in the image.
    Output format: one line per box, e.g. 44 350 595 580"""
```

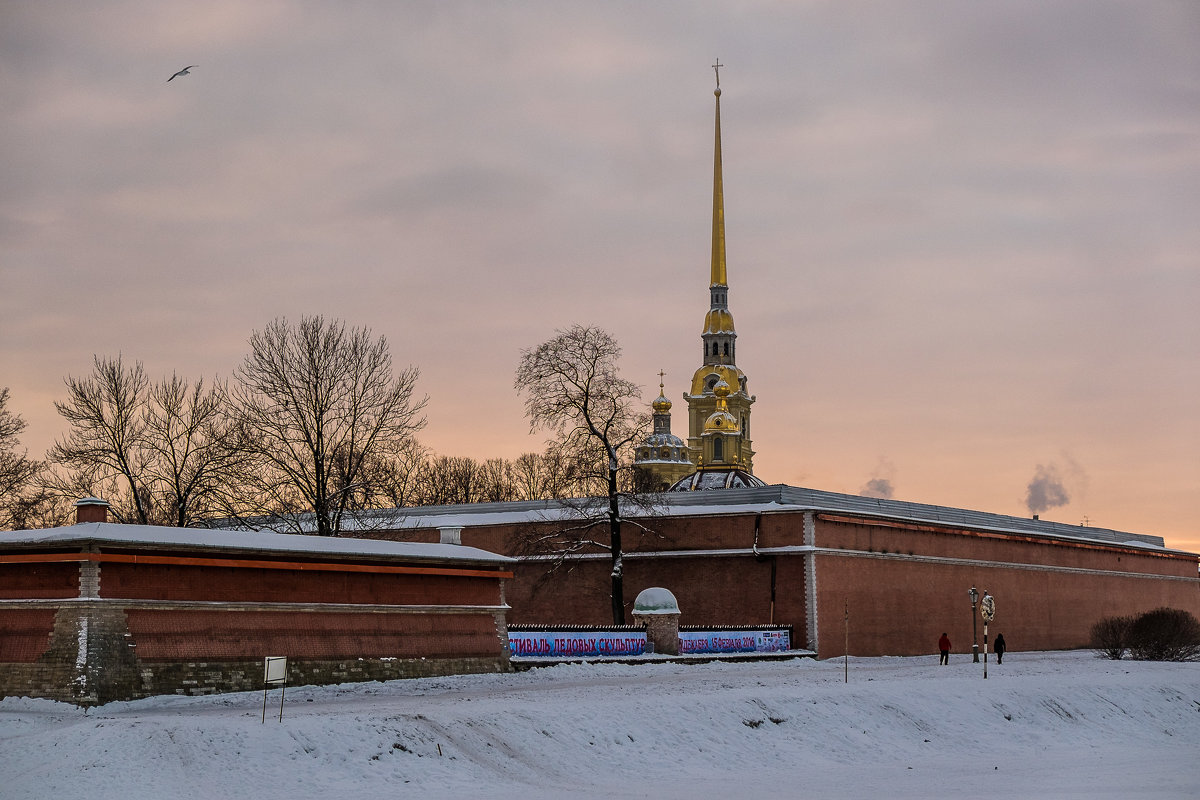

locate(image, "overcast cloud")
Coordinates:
2 1 1197 549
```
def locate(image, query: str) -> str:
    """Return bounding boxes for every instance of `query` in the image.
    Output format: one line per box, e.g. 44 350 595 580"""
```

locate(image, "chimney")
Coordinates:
75 497 110 524
1032 514 1039 521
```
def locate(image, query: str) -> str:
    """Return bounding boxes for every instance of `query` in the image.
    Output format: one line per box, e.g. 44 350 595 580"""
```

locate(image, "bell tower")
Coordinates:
683 62 756 473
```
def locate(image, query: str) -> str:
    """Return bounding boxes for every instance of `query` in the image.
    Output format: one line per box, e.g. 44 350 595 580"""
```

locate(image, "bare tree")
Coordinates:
511 452 547 501
231 316 427 536
412 455 490 506
46 357 238 527
515 324 650 624
142 375 239 527
47 356 153 524
509 449 580 501
351 436 429 509
476 457 518 503
0 388 46 530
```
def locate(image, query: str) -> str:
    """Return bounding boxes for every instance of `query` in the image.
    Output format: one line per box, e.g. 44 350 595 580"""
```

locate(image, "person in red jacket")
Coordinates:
938 633 951 665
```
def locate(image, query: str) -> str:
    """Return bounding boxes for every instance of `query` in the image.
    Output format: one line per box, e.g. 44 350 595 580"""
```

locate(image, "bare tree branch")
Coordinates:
0 387 47 530
230 316 427 536
44 357 242 528
47 355 153 524
514 324 652 624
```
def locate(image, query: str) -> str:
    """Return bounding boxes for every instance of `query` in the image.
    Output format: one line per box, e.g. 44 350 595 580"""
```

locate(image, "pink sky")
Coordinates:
2 2 1197 551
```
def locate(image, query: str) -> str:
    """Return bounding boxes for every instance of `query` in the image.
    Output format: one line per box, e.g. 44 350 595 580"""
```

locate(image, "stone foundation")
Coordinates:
1 602 511 706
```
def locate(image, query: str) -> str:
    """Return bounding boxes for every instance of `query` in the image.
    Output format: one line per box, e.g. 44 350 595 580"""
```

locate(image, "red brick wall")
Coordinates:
508 553 806 643
815 516 1198 578
0 563 80 599
0 609 57 662
99 562 501 606
125 609 501 660
812 551 1200 658
371 507 1198 660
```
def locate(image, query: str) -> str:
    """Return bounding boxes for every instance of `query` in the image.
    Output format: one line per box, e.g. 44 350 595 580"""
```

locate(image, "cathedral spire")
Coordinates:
684 64 757 480
710 59 727 289
701 61 736 363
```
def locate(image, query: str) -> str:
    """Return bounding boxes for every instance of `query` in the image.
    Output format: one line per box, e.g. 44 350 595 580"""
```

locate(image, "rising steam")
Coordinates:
1025 463 1070 515
859 458 896 500
860 478 894 499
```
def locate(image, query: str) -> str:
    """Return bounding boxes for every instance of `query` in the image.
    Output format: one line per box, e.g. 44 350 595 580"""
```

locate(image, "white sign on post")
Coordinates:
264 656 288 685
262 656 288 723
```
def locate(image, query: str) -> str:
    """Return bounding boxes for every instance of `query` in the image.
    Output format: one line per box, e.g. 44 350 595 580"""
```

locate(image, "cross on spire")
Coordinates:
712 59 723 88
658 370 666 391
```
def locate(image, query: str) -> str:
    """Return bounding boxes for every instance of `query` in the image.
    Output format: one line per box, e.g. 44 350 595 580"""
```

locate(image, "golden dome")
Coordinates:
703 379 739 433
702 308 736 335
652 392 672 413
690 363 746 396
704 408 739 433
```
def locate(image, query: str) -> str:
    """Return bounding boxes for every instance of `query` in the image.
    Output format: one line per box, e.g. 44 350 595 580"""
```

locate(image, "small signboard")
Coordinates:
264 656 288 685
262 656 288 723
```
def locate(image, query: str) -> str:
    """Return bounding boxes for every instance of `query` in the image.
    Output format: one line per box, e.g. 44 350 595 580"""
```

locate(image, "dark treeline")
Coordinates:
0 316 646 535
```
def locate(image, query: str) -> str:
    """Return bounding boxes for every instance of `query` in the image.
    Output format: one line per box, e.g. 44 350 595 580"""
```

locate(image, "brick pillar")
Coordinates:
634 612 681 655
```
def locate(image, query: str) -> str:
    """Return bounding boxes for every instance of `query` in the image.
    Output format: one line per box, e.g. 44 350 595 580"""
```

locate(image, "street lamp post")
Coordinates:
980 591 996 680
969 587 980 662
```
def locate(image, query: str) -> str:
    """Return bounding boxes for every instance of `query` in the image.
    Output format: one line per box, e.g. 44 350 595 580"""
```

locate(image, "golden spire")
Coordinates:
710 59 727 289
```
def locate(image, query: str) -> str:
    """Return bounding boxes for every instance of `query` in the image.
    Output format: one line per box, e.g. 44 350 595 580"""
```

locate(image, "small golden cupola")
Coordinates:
652 385 673 414
703 379 739 438
633 374 695 492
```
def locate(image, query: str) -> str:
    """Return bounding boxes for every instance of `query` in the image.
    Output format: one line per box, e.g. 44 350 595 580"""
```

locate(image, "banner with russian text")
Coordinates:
508 631 646 658
678 629 791 654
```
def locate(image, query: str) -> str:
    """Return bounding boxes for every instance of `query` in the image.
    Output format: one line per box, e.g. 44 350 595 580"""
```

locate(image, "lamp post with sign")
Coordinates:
968 586 980 662
980 591 995 679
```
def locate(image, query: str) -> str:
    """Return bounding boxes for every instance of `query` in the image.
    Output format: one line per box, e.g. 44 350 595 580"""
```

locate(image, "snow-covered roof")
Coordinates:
301 484 1182 554
0 522 514 566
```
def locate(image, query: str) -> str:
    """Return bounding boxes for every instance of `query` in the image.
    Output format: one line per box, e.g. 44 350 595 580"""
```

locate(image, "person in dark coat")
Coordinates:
938 633 951 665
994 633 1006 664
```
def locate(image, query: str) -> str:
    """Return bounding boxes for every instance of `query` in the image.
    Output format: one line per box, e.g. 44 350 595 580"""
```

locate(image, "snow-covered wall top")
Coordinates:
0 522 514 565
302 484 1175 553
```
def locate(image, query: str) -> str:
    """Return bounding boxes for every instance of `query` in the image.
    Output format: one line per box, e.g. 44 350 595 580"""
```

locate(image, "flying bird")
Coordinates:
167 65 197 82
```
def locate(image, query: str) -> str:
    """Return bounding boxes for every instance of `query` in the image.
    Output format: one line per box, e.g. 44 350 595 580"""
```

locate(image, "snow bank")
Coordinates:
2 651 1197 799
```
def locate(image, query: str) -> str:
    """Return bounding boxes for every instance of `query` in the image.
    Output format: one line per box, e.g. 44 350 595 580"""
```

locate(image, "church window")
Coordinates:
723 342 729 356
712 436 724 461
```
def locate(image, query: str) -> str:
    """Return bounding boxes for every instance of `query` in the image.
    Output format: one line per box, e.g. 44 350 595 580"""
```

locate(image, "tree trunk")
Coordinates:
608 462 624 625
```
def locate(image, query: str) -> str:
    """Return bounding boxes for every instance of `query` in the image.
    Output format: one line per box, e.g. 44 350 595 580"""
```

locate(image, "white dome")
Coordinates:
633 587 680 615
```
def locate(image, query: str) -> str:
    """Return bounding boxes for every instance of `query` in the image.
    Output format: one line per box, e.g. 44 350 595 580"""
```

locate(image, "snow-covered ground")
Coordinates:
2 651 1198 799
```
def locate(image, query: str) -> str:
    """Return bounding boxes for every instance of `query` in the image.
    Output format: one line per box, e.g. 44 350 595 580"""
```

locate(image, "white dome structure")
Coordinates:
633 587 680 615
